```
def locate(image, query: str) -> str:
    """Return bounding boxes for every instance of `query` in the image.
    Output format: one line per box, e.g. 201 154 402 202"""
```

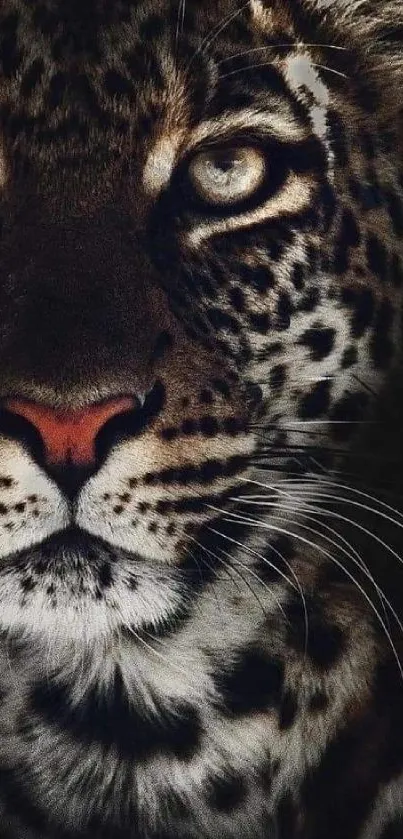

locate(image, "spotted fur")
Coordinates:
0 1 402 837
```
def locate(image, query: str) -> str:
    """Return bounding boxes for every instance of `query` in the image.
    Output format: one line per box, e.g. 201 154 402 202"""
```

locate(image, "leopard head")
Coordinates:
0 0 401 644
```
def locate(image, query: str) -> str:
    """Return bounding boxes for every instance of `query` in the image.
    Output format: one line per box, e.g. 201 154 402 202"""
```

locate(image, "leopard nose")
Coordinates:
5 396 135 466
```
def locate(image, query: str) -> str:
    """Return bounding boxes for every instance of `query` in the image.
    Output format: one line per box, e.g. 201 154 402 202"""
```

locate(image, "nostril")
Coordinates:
94 380 166 465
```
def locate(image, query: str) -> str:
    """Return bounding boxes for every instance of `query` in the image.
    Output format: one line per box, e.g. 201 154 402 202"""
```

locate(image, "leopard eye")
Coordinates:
188 146 266 206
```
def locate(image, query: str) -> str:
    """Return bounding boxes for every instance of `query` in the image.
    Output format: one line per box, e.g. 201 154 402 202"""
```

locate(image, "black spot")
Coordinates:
259 758 276 792
334 208 361 274
104 69 133 98
199 416 219 437
384 188 403 238
309 691 329 712
330 391 369 441
249 312 271 333
181 419 197 435
20 58 45 96
299 326 336 361
243 266 274 293
20 577 36 593
224 417 245 436
0 766 49 833
299 287 320 313
391 253 403 287
30 672 202 762
138 501 151 513
342 287 375 339
199 389 214 405
366 234 388 282
369 301 395 369
298 380 331 419
270 364 287 393
291 262 305 290
138 13 165 41
341 346 358 368
320 182 337 230
212 378 231 399
161 427 178 441
215 647 284 716
342 209 360 247
349 176 382 210
229 286 246 313
98 562 112 589
279 691 298 730
47 71 67 108
0 12 22 78
361 132 376 160
205 772 247 812
256 535 296 584
327 110 348 166
207 307 240 334
285 595 345 670
276 292 293 330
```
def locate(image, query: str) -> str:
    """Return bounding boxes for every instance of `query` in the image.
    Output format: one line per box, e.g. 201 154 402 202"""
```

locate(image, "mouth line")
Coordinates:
7 525 132 565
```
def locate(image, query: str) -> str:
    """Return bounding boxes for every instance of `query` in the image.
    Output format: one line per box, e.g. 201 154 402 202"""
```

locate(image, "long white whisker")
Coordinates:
124 625 193 682
235 498 400 636
271 475 403 525
213 512 403 680
217 43 348 64
312 62 349 79
188 535 272 620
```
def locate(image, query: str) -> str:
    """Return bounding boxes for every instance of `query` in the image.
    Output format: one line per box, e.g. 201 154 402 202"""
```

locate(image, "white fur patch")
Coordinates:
284 52 333 170
143 133 183 197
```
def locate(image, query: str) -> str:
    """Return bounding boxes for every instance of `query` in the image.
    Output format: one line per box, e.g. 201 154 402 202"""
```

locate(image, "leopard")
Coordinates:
0 0 402 837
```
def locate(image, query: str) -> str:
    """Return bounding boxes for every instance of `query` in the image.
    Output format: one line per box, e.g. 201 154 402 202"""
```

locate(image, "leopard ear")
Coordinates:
250 0 295 34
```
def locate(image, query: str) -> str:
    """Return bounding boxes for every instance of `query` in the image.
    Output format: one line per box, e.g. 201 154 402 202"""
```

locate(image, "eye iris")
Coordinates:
189 147 266 206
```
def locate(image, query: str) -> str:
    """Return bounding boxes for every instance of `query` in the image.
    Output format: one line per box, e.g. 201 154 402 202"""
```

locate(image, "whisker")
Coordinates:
219 58 349 82
235 497 397 635
208 532 288 617
311 62 349 80
175 0 186 50
217 43 348 64
123 624 193 682
214 512 403 680
187 0 251 69
266 477 403 528
188 534 271 620
206 511 309 653
237 479 403 636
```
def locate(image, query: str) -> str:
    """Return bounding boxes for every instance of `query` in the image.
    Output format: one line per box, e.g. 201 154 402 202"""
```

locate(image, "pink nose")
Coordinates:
6 397 134 465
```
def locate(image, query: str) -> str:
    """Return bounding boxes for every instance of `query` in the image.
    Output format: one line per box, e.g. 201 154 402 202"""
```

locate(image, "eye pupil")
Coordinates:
214 153 237 173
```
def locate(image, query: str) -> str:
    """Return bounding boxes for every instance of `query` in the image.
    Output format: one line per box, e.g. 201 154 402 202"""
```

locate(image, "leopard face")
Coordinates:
0 0 401 648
